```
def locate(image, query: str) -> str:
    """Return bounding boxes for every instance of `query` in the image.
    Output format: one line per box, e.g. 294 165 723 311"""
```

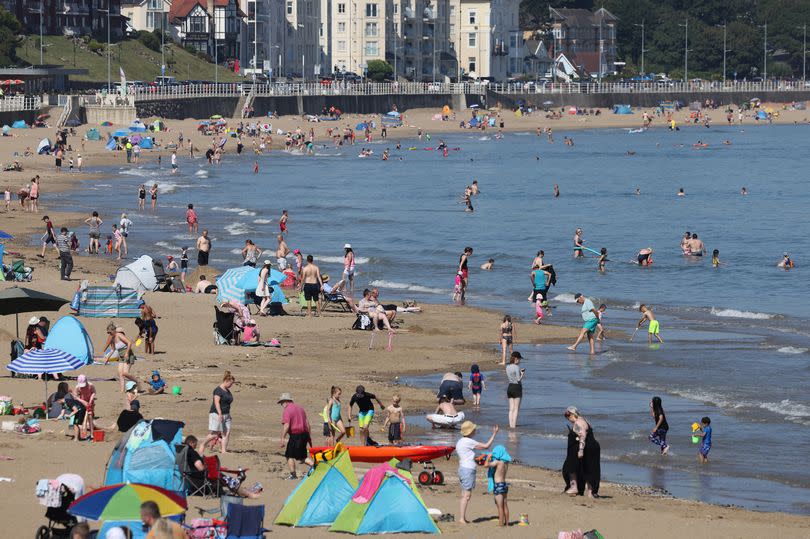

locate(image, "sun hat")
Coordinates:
75 374 87 388
344 243 352 249
565 406 579 417
321 273 330 282
247 319 257 326
263 259 273 266
125 381 137 392
293 249 300 254
28 316 40 326
460 420 477 437
277 392 293 404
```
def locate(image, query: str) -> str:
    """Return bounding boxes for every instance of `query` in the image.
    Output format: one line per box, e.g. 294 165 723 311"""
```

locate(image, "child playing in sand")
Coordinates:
147 370 166 395
693 416 712 463
596 304 607 340
383 395 405 445
637 304 663 344
323 386 346 446
483 445 512 527
468 364 486 406
61 393 87 442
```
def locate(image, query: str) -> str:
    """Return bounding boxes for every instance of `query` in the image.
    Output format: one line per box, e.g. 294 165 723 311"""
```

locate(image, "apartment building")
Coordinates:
169 0 243 60
1 0 125 39
548 7 618 78
284 0 321 78
449 0 520 81
240 0 286 76
387 0 451 81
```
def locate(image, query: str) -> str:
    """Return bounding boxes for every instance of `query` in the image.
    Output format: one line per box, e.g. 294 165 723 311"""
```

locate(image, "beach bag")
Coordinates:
352 314 372 331
584 531 605 539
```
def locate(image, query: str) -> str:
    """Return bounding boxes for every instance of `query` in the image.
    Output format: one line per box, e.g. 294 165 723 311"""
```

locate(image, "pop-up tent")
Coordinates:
43 316 94 365
381 111 402 127
105 419 185 492
114 255 165 292
330 460 440 534
86 128 101 141
756 110 768 120
613 104 632 114
129 119 147 132
139 137 153 149
11 120 27 128
37 138 51 155
275 447 358 527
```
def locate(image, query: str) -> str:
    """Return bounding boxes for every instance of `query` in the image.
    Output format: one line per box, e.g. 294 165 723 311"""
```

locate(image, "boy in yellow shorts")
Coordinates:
637 304 663 344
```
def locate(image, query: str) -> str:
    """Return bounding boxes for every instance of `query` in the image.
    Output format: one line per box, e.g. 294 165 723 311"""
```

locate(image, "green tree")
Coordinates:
366 59 393 81
0 7 22 66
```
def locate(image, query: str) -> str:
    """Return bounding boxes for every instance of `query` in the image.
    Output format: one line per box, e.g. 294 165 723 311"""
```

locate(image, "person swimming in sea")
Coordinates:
741 187 748 195
712 249 721 267
778 253 794 270
637 247 653 266
678 188 685 196
573 228 584 257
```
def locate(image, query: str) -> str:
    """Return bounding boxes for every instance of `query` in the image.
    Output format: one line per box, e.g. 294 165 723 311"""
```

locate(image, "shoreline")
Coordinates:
2 107 810 535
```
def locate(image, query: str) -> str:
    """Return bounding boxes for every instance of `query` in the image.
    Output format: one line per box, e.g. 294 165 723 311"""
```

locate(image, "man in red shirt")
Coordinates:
278 393 312 479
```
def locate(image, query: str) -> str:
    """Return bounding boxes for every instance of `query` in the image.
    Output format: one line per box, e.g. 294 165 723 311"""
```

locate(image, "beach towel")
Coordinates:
487 445 512 492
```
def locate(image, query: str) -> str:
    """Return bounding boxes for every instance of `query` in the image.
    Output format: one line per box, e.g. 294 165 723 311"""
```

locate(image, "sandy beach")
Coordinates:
2 103 810 537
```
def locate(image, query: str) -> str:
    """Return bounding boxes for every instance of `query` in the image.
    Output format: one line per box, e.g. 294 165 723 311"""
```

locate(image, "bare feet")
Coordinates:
662 445 670 455
566 345 576 351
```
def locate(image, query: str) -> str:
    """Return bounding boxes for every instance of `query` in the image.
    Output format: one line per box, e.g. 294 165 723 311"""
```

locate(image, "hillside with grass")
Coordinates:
16 35 242 83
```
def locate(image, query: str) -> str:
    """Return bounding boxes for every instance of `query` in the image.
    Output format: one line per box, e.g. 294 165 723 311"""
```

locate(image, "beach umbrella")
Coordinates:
7 348 84 402
0 230 12 239
210 114 223 120
69 483 187 521
215 266 252 304
0 286 69 338
236 266 286 292
65 119 81 127
100 121 113 127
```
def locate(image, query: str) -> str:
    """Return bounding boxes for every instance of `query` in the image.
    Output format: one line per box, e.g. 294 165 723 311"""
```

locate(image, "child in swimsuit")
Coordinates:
499 315 514 365
452 272 463 303
637 304 663 344
468 365 485 406
383 395 405 445
596 304 607 340
534 295 545 325
323 386 346 446
693 416 712 463
484 445 512 527
712 249 720 268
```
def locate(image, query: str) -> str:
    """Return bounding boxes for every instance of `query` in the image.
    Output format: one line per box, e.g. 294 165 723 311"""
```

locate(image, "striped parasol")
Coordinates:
215 266 252 304
7 348 85 404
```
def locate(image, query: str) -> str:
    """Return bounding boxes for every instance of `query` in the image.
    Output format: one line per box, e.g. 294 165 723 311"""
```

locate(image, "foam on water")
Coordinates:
710 307 775 320
194 169 208 177
317 255 370 264
552 293 578 303
253 219 272 224
369 280 444 295
759 400 810 423
777 346 808 354
224 222 251 236
155 240 181 252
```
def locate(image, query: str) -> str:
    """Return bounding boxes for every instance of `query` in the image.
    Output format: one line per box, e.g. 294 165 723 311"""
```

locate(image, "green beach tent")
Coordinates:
275 447 358 527
329 459 440 534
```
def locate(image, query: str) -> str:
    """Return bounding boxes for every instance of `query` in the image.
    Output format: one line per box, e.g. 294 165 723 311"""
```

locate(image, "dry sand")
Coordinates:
1 104 810 537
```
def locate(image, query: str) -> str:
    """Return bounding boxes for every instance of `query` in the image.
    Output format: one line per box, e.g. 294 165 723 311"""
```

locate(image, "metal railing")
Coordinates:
0 95 42 112
488 80 810 95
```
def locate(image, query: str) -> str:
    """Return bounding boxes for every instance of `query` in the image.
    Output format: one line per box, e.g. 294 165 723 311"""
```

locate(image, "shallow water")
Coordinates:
52 123 810 513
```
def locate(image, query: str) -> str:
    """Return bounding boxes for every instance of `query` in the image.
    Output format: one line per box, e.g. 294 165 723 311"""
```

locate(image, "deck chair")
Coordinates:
225 504 267 539
177 444 215 498
322 291 352 312
214 307 239 345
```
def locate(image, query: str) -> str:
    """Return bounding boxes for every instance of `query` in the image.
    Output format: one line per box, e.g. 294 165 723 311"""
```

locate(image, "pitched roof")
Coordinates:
550 7 618 26
169 0 243 23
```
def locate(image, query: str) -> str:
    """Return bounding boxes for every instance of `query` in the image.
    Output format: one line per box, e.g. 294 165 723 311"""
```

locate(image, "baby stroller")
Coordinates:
35 484 78 538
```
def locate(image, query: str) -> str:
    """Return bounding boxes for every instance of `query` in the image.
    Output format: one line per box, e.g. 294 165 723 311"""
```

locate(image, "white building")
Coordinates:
448 0 520 81
121 0 171 34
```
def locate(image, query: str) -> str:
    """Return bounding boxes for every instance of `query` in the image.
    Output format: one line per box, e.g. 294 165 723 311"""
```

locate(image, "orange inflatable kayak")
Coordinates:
309 445 454 463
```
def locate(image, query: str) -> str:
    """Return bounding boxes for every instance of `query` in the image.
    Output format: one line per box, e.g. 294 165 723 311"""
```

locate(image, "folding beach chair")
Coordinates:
225 504 267 539
213 307 239 345
322 291 352 312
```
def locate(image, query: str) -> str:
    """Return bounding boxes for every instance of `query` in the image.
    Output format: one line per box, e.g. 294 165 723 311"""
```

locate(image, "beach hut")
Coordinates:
11 120 27 129
37 138 51 155
330 460 440 534
76 286 142 318
43 316 94 365
114 255 165 292
104 419 185 492
275 448 358 527
86 128 101 141
612 104 632 114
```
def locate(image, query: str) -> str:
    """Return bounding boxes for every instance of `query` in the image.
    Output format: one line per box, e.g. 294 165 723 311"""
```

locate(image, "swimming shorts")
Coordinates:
583 317 599 333
322 422 334 437
303 283 320 301
493 482 509 496
388 422 402 442
144 319 158 338
506 383 523 399
699 443 711 457
502 335 513 345
461 268 469 280
197 250 209 266
280 221 287 232
357 410 374 428
648 320 660 334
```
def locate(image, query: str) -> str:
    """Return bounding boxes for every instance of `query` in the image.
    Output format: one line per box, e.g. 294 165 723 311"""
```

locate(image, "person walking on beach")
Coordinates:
171 150 178 174
196 229 211 267
203 371 235 454
56 227 73 280
499 315 515 365
568 293 599 354
383 395 405 445
256 260 272 315
457 247 473 304
636 304 663 344
693 416 712 463
101 323 138 400
456 421 499 525
563 406 600 498
649 396 670 455
119 213 132 258
506 352 524 428
468 364 486 407
85 211 102 255
278 393 313 480
349 385 384 447
323 386 346 446
39 215 57 258
300 255 322 317
29 177 40 212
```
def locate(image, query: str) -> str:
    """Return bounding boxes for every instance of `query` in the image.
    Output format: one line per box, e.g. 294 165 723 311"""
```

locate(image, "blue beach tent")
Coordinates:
104 419 185 492
105 138 117 150
756 110 768 120
112 129 129 138
11 120 27 128
43 316 94 365
139 137 153 149
613 104 632 114
86 128 101 141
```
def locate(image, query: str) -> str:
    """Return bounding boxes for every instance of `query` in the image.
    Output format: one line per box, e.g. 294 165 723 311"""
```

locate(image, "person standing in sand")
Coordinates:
101 323 138 400
300 255 322 317
278 393 313 480
456 421 499 525
85 211 102 255
196 229 211 267
256 260 273 315
343 244 356 294
203 371 235 454
276 235 290 269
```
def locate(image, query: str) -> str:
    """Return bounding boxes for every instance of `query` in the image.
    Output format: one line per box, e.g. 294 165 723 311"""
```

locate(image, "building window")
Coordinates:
319 24 324 37
468 10 476 24
338 3 346 13
468 57 476 72
393 4 398 13
338 21 346 33
338 40 346 52
365 22 378 36
146 11 156 29
365 3 377 17
449 23 455 36
190 16 205 33
394 22 398 33
509 34 518 48
147 0 161 9
286 1 293 15
468 32 476 47
365 41 379 56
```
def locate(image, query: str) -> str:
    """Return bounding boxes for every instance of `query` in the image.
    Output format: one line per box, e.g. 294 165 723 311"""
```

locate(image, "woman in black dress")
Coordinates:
562 406 600 498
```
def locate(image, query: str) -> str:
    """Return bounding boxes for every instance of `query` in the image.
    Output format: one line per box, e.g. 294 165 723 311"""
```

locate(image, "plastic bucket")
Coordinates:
345 426 355 438
92 430 105 442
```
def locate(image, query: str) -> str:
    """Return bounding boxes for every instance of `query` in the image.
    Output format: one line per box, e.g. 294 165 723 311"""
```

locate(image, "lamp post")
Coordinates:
97 3 113 90
762 22 767 81
717 22 732 84
678 19 689 82
798 24 807 84
39 0 44 65
634 20 646 76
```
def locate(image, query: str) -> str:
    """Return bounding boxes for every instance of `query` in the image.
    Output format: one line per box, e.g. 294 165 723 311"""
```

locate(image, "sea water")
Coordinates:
53 123 810 513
